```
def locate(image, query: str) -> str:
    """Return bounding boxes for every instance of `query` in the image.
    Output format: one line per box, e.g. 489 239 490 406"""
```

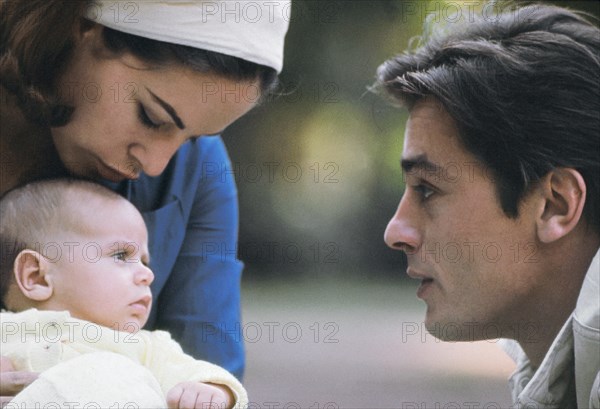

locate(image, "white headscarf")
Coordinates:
85 1 291 73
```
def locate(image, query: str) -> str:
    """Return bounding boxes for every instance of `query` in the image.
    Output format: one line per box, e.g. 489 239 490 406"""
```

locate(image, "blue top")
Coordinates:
101 136 245 379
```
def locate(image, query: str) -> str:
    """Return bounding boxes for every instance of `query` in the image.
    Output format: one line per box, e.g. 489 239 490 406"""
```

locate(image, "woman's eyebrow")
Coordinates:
145 87 186 130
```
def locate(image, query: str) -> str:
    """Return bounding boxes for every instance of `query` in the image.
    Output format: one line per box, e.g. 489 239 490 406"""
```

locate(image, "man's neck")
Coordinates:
519 315 570 370
517 237 599 370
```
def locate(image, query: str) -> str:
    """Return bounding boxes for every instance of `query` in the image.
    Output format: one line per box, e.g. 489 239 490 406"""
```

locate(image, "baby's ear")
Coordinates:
13 250 53 301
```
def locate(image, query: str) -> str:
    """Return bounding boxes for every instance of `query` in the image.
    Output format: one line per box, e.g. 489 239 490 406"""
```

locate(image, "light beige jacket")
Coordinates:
502 250 599 408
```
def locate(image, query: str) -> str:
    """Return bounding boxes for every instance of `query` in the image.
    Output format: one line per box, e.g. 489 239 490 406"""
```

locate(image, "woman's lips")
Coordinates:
97 161 137 182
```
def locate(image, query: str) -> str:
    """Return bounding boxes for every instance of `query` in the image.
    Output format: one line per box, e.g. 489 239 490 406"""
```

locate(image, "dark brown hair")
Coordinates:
1 0 278 127
1 0 89 125
376 3 600 233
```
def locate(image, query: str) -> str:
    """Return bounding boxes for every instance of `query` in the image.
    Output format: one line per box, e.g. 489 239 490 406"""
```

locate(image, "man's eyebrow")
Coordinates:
146 88 186 130
401 154 442 174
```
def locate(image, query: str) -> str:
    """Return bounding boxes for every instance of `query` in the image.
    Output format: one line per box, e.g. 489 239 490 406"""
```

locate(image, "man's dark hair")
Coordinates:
377 3 600 233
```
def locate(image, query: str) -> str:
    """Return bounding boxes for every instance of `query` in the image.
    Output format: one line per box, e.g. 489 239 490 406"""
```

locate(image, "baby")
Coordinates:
0 179 248 409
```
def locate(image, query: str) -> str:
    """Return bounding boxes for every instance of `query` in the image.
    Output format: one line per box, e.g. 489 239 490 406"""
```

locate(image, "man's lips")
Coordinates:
416 278 434 299
406 267 435 299
406 267 433 281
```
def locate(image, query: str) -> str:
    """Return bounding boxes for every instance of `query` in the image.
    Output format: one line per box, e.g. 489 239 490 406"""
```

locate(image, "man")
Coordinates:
377 3 599 407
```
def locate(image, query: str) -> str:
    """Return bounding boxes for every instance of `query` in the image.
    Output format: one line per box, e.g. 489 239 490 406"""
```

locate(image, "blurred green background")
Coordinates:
224 0 599 405
225 0 600 280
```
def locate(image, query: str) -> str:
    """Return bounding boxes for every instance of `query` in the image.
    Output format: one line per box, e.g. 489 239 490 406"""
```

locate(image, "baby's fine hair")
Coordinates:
0 179 125 306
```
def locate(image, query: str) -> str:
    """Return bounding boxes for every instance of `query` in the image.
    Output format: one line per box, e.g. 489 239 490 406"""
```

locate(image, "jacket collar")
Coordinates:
500 249 599 408
574 250 600 330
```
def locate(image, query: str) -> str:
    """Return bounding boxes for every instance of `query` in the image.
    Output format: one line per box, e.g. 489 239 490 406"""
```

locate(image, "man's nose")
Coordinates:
384 195 421 253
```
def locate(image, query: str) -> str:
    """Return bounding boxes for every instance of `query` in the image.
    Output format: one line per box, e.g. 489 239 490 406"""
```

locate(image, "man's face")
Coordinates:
385 98 543 341
44 196 154 333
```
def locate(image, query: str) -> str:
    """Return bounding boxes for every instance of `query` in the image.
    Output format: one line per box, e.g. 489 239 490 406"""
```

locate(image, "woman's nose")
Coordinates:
129 139 182 177
384 195 421 254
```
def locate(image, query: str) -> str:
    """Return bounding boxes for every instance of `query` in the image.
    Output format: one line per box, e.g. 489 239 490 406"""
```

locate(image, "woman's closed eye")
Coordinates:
137 103 163 130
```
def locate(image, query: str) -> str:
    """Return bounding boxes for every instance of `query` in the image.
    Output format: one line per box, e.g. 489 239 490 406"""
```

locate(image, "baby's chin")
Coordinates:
68 312 146 333
112 318 147 333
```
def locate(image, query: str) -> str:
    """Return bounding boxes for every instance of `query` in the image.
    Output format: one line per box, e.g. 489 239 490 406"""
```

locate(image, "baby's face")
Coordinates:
45 197 153 332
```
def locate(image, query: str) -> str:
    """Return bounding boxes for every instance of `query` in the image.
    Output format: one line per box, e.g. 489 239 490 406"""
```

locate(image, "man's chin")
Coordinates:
424 320 447 341
424 317 489 342
424 309 459 341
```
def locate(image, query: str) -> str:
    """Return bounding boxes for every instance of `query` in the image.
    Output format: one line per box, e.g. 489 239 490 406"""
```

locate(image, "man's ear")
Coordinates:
13 250 53 302
536 168 587 243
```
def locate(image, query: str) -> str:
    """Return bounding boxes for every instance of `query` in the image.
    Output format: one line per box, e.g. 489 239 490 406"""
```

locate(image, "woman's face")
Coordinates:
51 25 260 181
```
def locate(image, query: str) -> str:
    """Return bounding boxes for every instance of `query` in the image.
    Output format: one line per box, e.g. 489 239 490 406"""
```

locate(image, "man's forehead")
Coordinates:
406 98 456 133
402 98 482 174
410 96 446 113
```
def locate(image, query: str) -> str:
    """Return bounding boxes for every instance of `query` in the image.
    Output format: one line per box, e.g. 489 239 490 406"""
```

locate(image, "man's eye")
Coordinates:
414 184 435 200
137 104 161 130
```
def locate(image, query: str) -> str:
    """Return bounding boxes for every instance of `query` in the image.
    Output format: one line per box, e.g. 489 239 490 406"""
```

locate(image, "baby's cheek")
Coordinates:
0 356 16 372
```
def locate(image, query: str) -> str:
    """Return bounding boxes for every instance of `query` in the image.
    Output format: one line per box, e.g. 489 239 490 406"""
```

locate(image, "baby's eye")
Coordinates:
113 251 128 262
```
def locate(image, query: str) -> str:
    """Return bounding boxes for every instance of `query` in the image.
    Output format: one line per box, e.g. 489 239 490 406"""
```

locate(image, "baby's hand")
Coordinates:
166 381 234 409
1 356 39 409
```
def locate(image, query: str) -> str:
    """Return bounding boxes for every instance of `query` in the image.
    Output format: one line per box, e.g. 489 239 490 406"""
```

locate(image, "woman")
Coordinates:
0 0 289 398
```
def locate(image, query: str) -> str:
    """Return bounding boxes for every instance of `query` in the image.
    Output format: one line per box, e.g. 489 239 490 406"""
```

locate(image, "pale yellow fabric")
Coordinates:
0 309 248 408
8 352 167 409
